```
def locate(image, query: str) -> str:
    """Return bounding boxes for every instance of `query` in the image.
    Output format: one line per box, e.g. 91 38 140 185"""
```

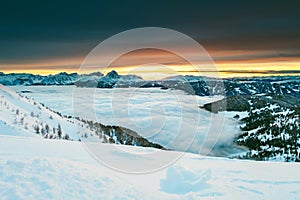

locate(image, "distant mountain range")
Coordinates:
1 70 300 98
0 71 102 86
1 70 300 162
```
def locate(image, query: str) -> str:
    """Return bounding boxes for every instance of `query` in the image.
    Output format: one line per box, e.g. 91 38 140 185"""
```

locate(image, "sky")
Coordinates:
0 0 299 78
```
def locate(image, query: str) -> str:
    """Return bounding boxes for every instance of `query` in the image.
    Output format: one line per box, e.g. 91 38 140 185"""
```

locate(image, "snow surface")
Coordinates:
2 85 300 199
1 136 300 199
11 86 245 156
0 84 104 142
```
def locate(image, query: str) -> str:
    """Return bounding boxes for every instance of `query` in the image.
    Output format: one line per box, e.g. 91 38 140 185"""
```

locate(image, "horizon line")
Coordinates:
1 69 300 80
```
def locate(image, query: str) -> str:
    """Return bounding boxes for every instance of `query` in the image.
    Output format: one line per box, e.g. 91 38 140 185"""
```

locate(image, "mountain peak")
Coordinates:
106 70 119 79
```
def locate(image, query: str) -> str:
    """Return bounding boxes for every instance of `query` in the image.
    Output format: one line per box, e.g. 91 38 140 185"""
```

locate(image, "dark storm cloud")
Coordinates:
0 0 299 65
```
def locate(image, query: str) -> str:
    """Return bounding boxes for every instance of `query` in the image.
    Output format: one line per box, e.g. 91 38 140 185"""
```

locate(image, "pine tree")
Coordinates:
45 124 49 133
58 124 62 138
41 128 45 135
64 134 69 140
34 125 40 134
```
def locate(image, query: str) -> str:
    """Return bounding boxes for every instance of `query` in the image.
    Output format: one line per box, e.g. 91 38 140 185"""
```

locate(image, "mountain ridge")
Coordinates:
1 71 299 98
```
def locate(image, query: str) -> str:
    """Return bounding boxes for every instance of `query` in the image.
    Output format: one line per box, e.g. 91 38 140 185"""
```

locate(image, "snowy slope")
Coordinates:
0 136 300 199
0 84 84 140
202 94 300 161
0 85 164 149
0 84 121 144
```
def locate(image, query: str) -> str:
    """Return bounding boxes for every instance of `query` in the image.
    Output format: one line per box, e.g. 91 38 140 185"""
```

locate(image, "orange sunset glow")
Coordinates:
0 48 299 79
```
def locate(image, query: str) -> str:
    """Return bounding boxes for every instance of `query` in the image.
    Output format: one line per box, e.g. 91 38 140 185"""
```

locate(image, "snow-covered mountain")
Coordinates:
0 72 108 86
90 70 144 88
202 94 300 162
160 75 300 97
0 84 164 149
0 71 144 87
1 83 300 198
0 72 80 86
1 71 299 98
